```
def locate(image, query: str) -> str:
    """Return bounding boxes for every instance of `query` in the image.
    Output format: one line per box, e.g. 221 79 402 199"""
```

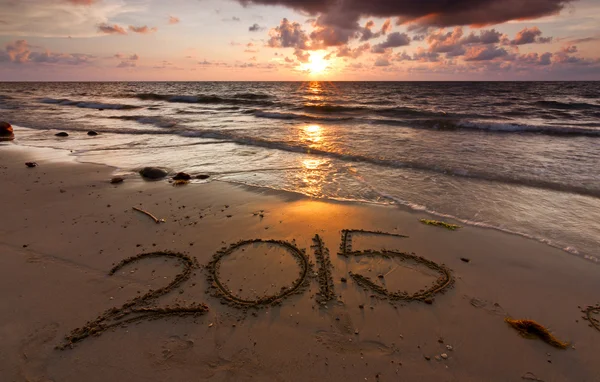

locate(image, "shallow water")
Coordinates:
1 81 599 261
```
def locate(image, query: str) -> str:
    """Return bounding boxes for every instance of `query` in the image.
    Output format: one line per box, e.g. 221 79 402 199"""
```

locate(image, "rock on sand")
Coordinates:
139 167 169 180
173 172 192 181
0 121 14 141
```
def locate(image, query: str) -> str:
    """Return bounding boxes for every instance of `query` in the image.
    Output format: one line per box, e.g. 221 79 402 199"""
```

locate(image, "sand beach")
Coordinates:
1 142 599 382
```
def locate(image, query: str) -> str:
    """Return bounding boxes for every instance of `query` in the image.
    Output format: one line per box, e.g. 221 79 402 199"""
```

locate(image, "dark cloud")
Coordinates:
359 19 391 41
98 23 127 35
371 32 410 53
235 0 575 29
249 23 264 32
268 18 310 49
462 29 502 45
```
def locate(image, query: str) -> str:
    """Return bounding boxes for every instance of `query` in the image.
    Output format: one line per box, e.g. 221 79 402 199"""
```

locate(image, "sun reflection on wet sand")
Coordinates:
300 124 323 147
299 157 329 198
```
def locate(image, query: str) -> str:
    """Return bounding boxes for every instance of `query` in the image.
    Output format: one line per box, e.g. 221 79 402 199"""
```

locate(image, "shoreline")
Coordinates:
1 140 600 381
5 136 595 264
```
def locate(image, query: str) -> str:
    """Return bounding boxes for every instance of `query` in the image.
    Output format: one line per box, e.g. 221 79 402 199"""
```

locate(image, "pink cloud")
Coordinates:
128 25 158 34
98 23 127 35
168 16 180 25
65 0 99 4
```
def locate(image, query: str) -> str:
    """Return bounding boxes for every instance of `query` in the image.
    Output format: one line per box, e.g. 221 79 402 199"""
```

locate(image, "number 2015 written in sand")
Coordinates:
58 230 454 349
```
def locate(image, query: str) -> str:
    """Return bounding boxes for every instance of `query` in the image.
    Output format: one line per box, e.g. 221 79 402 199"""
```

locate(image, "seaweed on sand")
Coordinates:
504 318 569 349
420 219 461 231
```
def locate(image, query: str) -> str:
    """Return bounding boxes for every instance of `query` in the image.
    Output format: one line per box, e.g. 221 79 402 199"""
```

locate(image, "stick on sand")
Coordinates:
132 207 165 224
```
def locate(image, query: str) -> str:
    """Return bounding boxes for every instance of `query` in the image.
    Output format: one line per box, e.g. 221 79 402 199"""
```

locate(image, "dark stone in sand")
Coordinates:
139 167 168 180
55 132 69 137
173 172 192 181
98 109 104 111
460 257 471 263
196 174 210 180
0 121 14 141
110 177 124 184
87 131 99 136
25 162 38 168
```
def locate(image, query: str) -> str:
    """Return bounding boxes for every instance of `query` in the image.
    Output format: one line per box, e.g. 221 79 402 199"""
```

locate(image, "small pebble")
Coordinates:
441 353 448 360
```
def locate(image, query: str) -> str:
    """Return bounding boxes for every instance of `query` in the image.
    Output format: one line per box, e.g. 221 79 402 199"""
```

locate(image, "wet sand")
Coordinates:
1 143 599 382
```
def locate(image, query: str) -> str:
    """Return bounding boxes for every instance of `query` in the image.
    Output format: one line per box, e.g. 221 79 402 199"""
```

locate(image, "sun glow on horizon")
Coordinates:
299 52 332 76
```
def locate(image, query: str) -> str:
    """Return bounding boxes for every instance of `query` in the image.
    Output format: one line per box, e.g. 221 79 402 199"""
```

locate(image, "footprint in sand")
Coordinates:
465 295 506 316
315 306 397 355
19 323 60 381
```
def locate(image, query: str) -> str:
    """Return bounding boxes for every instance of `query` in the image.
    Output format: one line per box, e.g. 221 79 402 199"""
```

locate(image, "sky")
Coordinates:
0 0 599 81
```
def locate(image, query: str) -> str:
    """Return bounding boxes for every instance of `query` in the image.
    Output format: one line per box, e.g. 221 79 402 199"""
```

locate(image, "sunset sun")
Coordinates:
300 53 331 75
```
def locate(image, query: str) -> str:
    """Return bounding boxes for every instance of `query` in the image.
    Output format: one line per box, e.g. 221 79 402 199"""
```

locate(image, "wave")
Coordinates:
106 115 177 128
302 104 367 113
132 93 275 107
233 92 271 100
172 128 600 198
364 118 600 137
535 100 600 111
41 98 140 110
375 192 597 263
454 120 600 137
253 110 354 122
13 120 600 198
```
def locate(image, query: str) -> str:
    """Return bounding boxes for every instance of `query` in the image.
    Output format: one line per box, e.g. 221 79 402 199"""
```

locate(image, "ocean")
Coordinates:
1 81 599 262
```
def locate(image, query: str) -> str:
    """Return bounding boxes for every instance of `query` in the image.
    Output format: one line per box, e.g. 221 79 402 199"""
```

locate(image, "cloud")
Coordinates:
168 16 180 25
360 19 392 41
511 27 552 45
65 0 99 4
336 42 371 58
235 0 575 35
0 1 141 38
464 45 508 61
374 55 392 66
128 25 157 34
249 23 264 32
223 17 241 22
98 23 127 35
371 32 410 53
268 18 310 49
567 36 599 44
294 48 311 63
518 52 552 66
3 39 94 65
117 60 136 68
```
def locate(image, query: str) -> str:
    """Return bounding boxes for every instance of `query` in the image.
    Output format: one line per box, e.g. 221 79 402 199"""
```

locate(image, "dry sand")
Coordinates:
1 143 599 382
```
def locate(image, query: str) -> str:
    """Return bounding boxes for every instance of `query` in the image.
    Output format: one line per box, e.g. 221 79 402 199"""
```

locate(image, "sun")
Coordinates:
300 52 331 75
